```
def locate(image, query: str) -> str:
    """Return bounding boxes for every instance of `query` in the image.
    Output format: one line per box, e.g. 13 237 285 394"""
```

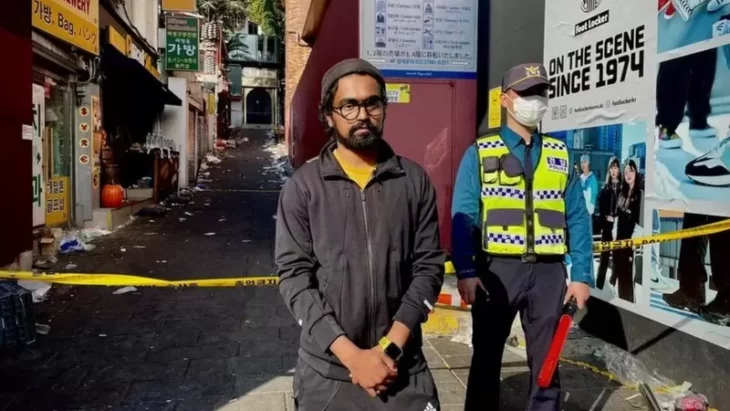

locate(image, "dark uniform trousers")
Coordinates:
293 356 440 411
465 257 567 411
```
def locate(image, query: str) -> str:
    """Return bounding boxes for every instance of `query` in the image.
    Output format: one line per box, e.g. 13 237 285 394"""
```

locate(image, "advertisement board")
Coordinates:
166 16 200 72
32 84 46 228
543 0 730 348
31 0 100 55
359 0 478 79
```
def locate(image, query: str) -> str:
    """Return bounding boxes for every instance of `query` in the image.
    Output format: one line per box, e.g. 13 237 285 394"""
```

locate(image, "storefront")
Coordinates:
98 10 182 209
31 0 101 230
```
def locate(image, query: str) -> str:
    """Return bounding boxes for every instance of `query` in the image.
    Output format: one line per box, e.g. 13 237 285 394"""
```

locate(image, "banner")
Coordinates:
32 0 100 55
166 16 200 72
542 0 656 132
542 0 730 349
359 0 478 79
32 84 46 227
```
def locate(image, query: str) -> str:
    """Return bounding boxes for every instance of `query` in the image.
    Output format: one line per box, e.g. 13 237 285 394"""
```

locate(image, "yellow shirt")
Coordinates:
333 149 375 189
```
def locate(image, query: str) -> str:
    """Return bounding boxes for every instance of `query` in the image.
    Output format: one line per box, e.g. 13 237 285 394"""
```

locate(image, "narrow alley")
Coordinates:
0 130 651 411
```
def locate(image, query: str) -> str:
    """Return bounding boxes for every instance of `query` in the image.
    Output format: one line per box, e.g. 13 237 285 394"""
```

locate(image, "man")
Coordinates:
275 58 444 411
579 154 598 216
451 63 594 411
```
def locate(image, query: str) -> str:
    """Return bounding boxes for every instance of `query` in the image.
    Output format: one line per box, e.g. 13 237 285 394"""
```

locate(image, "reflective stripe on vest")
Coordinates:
476 134 570 256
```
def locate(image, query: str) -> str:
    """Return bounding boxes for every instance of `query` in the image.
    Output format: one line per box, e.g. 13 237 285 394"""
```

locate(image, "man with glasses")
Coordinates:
275 58 444 411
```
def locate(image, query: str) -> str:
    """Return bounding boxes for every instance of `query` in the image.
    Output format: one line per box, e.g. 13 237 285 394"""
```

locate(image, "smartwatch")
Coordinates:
379 336 403 362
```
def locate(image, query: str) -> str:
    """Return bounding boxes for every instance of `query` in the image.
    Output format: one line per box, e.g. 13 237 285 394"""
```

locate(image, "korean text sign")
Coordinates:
166 16 200 72
32 0 100 55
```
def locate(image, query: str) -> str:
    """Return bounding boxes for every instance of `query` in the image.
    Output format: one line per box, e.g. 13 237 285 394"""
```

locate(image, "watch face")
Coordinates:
384 343 402 360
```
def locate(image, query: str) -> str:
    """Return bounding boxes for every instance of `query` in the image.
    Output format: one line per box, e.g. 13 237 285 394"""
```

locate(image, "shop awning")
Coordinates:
101 45 182 106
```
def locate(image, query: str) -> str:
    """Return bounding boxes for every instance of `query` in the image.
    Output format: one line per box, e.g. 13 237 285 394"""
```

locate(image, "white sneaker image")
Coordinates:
685 137 730 186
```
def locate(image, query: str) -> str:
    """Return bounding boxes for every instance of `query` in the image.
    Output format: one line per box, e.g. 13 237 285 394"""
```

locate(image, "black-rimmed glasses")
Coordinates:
332 97 386 121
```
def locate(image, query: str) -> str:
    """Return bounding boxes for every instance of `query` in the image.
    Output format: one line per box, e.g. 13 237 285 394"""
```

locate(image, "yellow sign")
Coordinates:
45 177 70 226
32 0 99 55
488 87 502 129
385 83 411 103
108 26 127 54
208 93 216 115
162 0 197 12
145 55 161 79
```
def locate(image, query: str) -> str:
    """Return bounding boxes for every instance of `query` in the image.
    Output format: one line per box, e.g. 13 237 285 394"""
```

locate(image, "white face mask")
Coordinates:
507 95 548 127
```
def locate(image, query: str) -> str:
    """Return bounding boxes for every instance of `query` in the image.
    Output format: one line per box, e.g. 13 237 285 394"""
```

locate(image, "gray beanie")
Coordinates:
320 58 385 108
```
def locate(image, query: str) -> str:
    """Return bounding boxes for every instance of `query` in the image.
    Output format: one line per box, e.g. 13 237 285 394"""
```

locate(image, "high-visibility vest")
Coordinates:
476 134 570 256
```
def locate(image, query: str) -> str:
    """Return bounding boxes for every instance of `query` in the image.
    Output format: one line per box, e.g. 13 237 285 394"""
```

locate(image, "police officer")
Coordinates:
451 63 594 411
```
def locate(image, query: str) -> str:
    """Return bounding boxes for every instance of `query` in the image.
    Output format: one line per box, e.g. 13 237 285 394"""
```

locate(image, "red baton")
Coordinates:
537 297 579 388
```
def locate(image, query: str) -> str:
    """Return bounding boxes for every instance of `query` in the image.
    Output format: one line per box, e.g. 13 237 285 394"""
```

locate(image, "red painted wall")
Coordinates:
288 2 477 252
0 3 32 266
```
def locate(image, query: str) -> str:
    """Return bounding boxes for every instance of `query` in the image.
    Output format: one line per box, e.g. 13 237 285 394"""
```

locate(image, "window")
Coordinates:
248 22 258 35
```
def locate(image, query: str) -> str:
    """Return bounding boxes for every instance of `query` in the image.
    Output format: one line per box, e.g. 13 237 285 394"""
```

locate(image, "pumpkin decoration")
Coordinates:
101 184 124 209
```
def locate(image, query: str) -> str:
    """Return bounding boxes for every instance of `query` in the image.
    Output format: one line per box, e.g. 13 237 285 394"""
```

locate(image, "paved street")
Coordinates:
0 129 647 410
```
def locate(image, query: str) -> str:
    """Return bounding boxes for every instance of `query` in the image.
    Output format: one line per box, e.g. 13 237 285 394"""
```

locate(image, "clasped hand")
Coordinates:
344 346 397 397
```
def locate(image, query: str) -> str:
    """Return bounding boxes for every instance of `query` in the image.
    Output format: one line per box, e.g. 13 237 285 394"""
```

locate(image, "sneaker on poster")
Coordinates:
689 125 717 138
666 2 677 17
672 0 709 21
696 294 730 326
685 137 730 186
712 14 730 37
707 0 730 12
658 127 683 149
663 288 706 312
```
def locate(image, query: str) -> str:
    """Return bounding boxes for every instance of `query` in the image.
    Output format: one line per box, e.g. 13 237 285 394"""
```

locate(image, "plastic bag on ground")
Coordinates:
598 343 697 408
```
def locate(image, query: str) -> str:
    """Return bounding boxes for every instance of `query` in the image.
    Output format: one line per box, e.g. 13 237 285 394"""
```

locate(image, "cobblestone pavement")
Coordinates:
0 130 647 410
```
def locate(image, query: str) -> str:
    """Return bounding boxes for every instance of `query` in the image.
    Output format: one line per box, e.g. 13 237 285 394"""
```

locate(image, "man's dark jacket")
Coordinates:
275 139 445 381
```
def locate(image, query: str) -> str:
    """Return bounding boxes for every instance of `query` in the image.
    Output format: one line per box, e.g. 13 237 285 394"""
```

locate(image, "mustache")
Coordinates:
349 122 378 135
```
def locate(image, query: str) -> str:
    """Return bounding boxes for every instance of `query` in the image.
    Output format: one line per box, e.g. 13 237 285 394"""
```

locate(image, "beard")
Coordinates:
335 121 383 150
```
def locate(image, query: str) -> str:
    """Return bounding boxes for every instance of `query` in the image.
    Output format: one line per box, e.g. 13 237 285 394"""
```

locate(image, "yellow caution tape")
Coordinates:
0 272 278 288
0 219 728 287
592 218 730 253
443 218 730 274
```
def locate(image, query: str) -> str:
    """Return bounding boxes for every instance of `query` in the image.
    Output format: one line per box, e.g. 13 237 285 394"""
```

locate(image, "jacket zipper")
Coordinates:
360 186 376 347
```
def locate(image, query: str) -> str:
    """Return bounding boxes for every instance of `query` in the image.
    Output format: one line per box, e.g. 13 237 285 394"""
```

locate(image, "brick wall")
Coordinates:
284 0 312 150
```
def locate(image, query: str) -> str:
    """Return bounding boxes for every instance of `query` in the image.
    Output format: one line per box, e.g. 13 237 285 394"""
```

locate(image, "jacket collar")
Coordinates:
318 138 404 180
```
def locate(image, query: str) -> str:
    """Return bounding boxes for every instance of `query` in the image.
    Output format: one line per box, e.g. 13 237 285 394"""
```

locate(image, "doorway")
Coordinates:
245 87 272 125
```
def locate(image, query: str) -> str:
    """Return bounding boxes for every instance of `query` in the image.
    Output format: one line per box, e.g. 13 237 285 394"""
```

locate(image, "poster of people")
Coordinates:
550 122 647 305
543 0 730 343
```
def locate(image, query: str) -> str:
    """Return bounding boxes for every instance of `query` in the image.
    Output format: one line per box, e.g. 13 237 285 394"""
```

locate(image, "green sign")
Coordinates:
165 16 199 71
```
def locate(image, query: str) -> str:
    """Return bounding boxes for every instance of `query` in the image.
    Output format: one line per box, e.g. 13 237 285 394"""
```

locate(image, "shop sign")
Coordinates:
92 170 100 189
385 83 411 104
162 0 196 12
108 26 127 54
79 154 90 164
108 26 161 79
22 125 33 141
166 16 200 72
487 87 501 129
208 93 216 115
46 177 69 226
32 0 100 55
79 138 90 148
79 122 89 132
32 84 46 227
79 106 89 117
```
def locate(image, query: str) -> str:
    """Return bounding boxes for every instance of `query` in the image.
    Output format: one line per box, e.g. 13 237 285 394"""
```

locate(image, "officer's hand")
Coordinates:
457 277 487 305
565 282 591 309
